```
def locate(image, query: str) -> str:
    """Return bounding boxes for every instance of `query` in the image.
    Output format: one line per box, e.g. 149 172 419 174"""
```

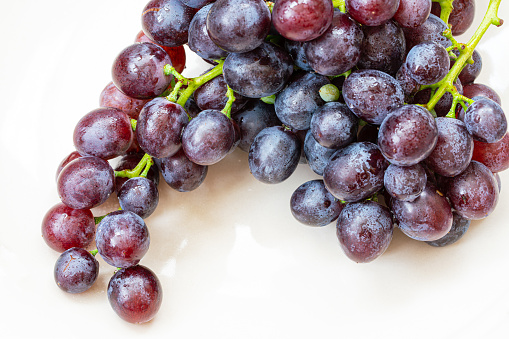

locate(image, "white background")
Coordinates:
0 0 508 338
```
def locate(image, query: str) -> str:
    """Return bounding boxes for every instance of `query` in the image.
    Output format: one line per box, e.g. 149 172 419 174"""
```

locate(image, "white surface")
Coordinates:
0 0 508 338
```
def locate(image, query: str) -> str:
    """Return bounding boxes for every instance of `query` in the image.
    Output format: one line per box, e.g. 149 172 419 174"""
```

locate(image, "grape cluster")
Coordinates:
42 0 508 325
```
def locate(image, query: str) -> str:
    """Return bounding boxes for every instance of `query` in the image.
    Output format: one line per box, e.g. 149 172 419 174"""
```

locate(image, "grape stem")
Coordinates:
221 85 236 119
115 153 153 179
432 0 453 28
332 0 346 13
425 0 503 116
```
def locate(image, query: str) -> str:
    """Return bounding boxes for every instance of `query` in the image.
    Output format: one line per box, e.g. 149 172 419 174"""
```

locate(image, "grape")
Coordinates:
358 20 406 76
303 131 339 176
156 148 208 192
184 96 202 118
73 107 133 160
272 0 333 42
114 153 160 194
384 163 427 202
304 11 363 76
96 210 150 268
336 200 393 263
112 42 173 100
345 0 400 27
431 0 475 36
182 109 235 165
54 247 99 294
248 126 301 184
223 42 294 98
457 49 482 85
108 265 162 324
462 83 502 106
193 74 249 114
179 0 215 9
188 4 229 61
323 142 387 202
55 151 82 181
134 31 186 74
392 181 453 241
463 98 507 143
57 156 115 210
393 0 432 28
442 161 500 220
472 133 509 173
118 177 159 219
232 100 281 153
274 71 330 130
310 102 358 149
284 40 313 71
342 69 404 125
426 212 471 247
206 0 271 53
99 82 149 120
378 105 438 166
403 13 452 51
141 0 196 47
290 180 343 227
136 97 189 158
395 63 420 97
405 41 450 85
41 203 95 253
425 117 473 177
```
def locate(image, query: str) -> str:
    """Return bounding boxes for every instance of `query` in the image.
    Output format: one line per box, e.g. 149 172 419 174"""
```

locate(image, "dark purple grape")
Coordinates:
182 109 235 165
272 0 333 41
193 74 249 114
431 0 475 36
393 0 432 28
55 151 82 181
188 4 229 61
156 148 208 192
384 163 427 202
310 102 358 149
303 131 339 176
141 0 196 47
284 40 313 71
395 63 420 97
57 156 115 210
42 203 95 253
463 98 507 143
248 126 301 184
108 265 162 324
179 0 215 9
345 0 400 26
274 71 330 130
96 210 150 268
114 153 160 194
457 49 482 85
342 69 404 125
290 180 343 227
358 20 406 76
405 41 450 85
403 14 452 51
99 82 149 120
472 133 509 173
378 105 438 166
336 201 393 263
323 142 387 202
118 177 159 219
112 42 173 100
73 107 133 160
206 0 271 53
136 97 189 158
411 77 463 117
184 96 202 118
305 11 363 76
232 100 281 152
425 117 473 177
463 83 502 105
54 247 99 294
442 161 499 220
392 181 453 241
426 212 470 247
223 42 294 98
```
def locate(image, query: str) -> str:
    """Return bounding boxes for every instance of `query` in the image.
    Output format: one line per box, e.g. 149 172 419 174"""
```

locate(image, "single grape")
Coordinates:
431 0 475 36
345 0 400 26
54 247 99 294
290 180 343 227
310 102 358 149
156 148 208 192
426 212 471 247
463 98 507 143
118 177 159 219
193 74 249 114
405 41 450 85
96 210 150 268
403 14 452 52
384 163 427 202
57 156 115 210
378 105 438 166
323 142 387 202
99 82 149 120
136 97 189 159
272 0 333 42
463 83 502 105
393 0 432 28
134 30 186 74
392 182 453 241
303 131 339 176
73 107 133 160
108 265 162 324
472 133 509 173
55 151 82 181
114 153 160 194
336 200 393 263
248 126 301 184
42 203 95 253
188 4 229 61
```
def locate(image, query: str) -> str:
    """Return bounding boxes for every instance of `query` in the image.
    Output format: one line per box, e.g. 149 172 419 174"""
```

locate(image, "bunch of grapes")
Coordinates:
41 0 508 324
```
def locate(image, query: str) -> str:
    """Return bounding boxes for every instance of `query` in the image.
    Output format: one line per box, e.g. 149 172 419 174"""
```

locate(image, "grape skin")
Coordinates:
310 102 358 149
303 131 339 176
426 212 470 247
403 14 452 52
464 98 507 143
463 83 502 105
188 4 229 61
54 247 99 294
405 41 450 85
99 82 149 120
155 148 209 192
384 163 427 202
193 74 249 114
55 151 82 181
118 177 159 219
114 153 160 194
345 0 400 27
393 0 432 28
431 0 475 36
472 133 509 173
134 31 187 74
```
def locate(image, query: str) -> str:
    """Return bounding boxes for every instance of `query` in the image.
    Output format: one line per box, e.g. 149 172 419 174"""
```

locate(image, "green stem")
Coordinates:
221 85 236 119
140 156 154 178
90 249 98 256
130 119 137 131
332 0 346 13
94 215 106 225
432 0 454 28
260 94 276 104
115 153 152 178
